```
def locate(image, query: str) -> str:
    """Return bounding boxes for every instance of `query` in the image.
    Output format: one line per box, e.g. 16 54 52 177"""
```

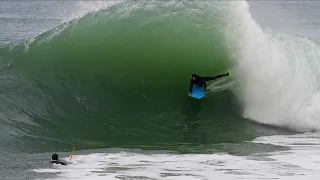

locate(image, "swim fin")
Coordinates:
227 69 232 76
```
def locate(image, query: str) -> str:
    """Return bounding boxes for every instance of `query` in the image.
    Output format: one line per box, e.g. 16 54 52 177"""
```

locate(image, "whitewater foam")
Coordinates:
224 1 320 131
34 133 320 180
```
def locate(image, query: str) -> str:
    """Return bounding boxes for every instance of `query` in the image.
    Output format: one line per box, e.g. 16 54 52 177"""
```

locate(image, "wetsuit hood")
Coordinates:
192 73 199 78
52 153 58 161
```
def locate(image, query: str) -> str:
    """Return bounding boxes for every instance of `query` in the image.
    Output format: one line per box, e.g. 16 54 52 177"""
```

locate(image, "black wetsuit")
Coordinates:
189 73 228 93
51 153 67 165
51 160 67 165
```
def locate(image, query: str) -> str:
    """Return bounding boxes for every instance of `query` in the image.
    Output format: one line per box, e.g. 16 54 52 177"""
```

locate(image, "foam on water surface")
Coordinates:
34 133 320 180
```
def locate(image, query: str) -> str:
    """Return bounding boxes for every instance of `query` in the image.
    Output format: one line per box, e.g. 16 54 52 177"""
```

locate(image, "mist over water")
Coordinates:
225 1 320 131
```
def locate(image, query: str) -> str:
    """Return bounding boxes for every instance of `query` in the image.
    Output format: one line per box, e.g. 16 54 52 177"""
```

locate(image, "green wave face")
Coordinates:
0 1 286 153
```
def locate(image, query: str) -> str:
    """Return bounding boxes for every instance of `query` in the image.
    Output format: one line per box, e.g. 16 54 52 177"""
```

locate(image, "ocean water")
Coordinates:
1 1 320 180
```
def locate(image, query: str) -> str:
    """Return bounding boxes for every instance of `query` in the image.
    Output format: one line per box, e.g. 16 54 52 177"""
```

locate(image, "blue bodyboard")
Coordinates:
189 85 205 99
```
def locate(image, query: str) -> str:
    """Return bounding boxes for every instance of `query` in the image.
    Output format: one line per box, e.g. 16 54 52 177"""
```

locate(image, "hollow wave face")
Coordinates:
2 0 319 153
0 1 242 151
